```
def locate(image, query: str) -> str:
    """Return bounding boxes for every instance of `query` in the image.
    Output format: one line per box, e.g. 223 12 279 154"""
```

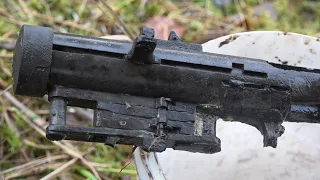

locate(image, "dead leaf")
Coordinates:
146 16 184 40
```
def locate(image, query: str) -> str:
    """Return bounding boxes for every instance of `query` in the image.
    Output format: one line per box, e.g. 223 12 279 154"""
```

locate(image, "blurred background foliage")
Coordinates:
0 0 319 179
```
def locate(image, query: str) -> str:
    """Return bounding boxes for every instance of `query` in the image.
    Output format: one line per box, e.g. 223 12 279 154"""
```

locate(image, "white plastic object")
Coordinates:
134 31 320 180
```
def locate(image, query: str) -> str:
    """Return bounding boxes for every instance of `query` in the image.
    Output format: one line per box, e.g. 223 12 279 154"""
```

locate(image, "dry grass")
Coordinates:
0 0 319 179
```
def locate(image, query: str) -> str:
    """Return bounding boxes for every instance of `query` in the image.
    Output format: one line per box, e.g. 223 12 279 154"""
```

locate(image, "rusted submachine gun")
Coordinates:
12 25 320 154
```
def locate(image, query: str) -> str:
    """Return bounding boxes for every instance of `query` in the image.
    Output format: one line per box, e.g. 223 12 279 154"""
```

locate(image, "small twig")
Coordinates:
115 146 137 179
147 135 165 151
0 152 16 162
2 16 24 26
4 91 47 128
3 109 18 134
40 147 95 180
42 158 78 180
235 0 248 30
0 63 12 77
0 7 24 26
18 0 31 15
0 154 68 175
5 162 63 180
89 162 111 168
0 159 31 164
34 109 50 115
1 31 13 39
6 0 26 20
23 139 58 150
98 173 113 180
97 0 136 40
20 147 30 162
3 107 30 162
31 11 102 36
0 7 15 19
113 0 135 11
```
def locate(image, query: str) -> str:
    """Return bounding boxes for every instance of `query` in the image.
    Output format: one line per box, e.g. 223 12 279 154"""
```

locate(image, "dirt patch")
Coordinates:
310 49 316 54
275 56 288 65
304 39 311 45
219 35 239 48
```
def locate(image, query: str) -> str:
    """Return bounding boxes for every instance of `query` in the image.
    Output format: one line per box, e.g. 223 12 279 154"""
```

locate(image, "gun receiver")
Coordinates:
12 25 320 154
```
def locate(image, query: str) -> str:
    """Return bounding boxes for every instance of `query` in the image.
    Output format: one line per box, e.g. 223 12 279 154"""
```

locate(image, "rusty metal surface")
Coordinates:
12 25 320 154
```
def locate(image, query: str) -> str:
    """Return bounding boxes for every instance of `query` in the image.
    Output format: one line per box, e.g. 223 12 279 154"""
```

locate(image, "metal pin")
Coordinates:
50 98 66 125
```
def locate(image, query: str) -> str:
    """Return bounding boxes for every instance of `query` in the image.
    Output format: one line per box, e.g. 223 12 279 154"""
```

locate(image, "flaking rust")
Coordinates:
12 25 320 154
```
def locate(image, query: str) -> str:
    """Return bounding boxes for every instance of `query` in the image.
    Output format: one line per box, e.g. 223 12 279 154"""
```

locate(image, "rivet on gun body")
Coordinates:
168 31 183 42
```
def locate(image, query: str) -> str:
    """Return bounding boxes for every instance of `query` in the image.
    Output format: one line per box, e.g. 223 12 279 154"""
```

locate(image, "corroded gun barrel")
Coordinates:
12 25 320 154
